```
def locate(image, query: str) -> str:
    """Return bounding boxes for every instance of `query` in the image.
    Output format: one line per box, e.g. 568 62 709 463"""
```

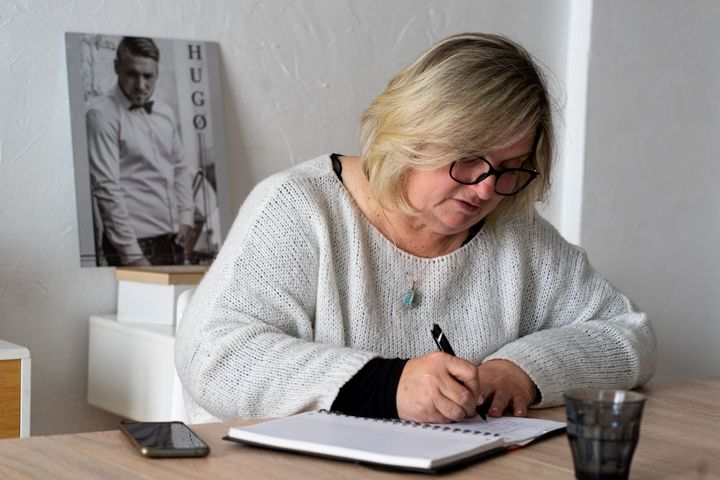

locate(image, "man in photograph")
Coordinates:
86 36 194 266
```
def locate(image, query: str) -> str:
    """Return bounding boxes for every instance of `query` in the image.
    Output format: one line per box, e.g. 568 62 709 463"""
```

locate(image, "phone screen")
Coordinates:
120 421 210 457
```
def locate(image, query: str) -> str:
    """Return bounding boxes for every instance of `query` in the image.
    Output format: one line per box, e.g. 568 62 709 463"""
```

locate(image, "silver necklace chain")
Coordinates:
379 207 433 309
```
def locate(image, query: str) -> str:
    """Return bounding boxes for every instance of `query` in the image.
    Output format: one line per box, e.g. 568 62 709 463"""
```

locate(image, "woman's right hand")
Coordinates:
396 352 483 423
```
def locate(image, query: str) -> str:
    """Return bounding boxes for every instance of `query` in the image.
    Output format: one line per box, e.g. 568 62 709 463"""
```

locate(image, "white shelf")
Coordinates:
87 315 182 422
0 340 30 361
89 315 175 345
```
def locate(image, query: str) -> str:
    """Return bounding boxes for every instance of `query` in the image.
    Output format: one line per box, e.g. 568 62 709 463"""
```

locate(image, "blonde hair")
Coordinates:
360 32 555 223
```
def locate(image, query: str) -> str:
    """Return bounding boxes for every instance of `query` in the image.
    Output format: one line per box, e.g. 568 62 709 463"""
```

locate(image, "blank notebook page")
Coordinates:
229 411 505 470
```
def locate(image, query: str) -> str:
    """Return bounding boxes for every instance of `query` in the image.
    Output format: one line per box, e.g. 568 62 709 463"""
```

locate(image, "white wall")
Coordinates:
555 0 592 245
582 0 720 380
0 0 570 434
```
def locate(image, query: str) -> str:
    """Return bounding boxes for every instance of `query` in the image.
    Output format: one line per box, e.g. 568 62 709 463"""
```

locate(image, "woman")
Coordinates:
175 33 656 424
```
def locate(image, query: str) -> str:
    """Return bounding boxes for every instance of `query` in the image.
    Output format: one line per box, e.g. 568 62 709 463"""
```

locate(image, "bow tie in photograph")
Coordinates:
129 101 154 114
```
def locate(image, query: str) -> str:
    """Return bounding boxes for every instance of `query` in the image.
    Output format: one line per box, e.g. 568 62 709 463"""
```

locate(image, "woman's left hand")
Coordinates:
476 360 536 417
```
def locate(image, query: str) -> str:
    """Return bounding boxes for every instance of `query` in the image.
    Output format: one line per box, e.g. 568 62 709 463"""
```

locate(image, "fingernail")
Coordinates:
515 409 524 416
477 395 485 404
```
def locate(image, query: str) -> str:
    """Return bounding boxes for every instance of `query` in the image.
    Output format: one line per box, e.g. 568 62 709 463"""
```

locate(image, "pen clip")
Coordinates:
431 324 444 352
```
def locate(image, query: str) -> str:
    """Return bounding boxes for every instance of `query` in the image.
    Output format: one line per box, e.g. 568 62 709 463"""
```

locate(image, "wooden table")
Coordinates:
0 377 717 479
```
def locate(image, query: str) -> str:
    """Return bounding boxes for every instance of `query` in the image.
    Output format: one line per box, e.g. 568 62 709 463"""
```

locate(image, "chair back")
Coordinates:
170 288 195 422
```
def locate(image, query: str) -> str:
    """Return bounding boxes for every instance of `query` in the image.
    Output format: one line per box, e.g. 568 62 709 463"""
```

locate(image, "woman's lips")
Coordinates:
454 198 480 212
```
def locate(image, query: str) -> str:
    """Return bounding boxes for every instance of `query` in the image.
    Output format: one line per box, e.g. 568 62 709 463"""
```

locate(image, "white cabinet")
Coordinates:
87 267 204 422
87 315 185 422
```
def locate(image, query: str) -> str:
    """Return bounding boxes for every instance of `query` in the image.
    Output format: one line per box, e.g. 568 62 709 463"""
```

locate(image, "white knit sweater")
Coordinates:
175 154 656 422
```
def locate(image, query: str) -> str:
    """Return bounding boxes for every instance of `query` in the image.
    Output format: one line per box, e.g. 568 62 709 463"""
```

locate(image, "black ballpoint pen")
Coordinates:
431 323 488 421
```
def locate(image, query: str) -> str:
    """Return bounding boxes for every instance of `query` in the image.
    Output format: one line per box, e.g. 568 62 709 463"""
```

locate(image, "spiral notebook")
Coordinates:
223 410 565 473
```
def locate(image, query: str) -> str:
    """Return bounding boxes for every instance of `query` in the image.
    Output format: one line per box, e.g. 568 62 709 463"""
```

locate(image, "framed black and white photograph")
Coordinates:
65 32 231 267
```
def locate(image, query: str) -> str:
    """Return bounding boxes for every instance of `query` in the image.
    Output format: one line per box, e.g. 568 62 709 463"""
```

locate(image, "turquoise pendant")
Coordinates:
402 288 417 308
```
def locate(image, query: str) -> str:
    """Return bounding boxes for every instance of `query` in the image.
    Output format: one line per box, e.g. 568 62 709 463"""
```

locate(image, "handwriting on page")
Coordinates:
449 416 565 446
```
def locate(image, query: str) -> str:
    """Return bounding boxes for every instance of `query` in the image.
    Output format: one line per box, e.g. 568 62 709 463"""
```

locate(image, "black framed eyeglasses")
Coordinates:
449 156 539 196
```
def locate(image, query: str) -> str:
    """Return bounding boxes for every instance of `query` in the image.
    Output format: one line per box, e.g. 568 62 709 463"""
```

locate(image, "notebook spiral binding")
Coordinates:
317 409 500 437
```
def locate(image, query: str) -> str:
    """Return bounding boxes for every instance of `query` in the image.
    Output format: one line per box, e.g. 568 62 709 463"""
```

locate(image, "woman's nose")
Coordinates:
469 174 498 199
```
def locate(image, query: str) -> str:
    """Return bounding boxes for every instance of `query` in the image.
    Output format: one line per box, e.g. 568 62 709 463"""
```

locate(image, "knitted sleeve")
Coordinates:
174 171 377 420
483 213 657 407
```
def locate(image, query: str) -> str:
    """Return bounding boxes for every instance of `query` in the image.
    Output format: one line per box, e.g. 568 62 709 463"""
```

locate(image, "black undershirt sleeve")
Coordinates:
331 358 408 418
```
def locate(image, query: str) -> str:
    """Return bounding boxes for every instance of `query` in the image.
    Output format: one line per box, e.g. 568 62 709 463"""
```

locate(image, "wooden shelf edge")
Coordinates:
115 266 208 285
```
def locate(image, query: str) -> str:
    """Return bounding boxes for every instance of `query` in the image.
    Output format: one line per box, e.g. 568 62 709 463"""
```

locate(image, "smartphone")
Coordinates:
120 420 210 458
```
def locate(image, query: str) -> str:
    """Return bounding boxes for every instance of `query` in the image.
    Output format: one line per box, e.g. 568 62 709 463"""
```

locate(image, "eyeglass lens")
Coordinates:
450 158 535 195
